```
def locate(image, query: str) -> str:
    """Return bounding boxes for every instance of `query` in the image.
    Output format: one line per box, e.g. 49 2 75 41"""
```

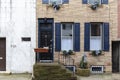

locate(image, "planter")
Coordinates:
76 68 90 77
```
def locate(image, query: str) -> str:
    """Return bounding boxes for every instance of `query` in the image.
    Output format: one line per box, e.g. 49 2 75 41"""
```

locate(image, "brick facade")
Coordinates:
37 0 118 73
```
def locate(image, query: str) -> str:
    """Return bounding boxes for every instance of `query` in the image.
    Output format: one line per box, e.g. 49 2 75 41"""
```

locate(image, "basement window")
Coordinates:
90 65 104 74
22 37 31 41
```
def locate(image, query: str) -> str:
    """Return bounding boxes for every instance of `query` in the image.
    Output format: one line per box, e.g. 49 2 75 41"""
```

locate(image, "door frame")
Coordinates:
112 41 120 73
38 18 54 61
0 37 6 71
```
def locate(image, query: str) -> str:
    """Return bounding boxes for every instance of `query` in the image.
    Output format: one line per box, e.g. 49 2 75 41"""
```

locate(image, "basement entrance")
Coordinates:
38 18 54 62
112 41 120 73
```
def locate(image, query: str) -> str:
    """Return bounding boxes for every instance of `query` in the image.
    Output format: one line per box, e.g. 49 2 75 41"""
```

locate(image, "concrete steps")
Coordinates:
33 63 77 80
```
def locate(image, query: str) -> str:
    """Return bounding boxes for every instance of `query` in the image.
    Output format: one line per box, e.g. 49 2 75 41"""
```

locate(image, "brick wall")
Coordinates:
37 0 118 73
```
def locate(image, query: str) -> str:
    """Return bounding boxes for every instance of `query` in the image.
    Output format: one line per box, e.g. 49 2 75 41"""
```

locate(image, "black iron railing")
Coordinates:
58 52 75 75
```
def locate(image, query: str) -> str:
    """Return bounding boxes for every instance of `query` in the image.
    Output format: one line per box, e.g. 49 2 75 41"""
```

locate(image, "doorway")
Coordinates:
112 41 120 73
0 38 6 71
38 18 54 62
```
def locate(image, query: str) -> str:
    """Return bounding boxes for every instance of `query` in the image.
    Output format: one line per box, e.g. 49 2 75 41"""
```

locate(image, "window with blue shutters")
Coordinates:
61 23 73 51
42 0 69 4
84 22 109 51
55 22 80 52
82 0 108 4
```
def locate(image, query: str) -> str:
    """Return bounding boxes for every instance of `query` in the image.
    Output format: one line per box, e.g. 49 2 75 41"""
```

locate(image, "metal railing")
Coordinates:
58 52 75 75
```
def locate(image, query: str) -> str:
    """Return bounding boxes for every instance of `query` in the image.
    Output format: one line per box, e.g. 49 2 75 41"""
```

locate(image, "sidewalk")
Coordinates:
78 74 120 80
0 74 31 80
0 73 120 80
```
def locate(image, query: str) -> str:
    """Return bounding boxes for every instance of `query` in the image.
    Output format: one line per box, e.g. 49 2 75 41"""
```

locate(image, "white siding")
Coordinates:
0 0 36 73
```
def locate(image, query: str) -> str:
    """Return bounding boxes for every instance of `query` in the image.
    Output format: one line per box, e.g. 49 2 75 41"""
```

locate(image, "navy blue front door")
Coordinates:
38 18 54 61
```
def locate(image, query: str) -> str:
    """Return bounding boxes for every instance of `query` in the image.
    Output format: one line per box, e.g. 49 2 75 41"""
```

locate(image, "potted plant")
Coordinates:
62 50 74 56
76 54 90 76
91 50 102 56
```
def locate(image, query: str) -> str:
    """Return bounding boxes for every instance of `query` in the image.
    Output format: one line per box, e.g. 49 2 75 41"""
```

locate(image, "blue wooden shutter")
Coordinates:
101 0 108 4
82 0 88 4
103 23 109 51
62 0 69 4
73 23 80 51
55 23 61 51
84 23 90 51
42 0 49 4
38 23 41 48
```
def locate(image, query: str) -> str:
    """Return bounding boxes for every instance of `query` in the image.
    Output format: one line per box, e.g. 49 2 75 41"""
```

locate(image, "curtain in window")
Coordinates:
61 37 73 51
90 37 102 50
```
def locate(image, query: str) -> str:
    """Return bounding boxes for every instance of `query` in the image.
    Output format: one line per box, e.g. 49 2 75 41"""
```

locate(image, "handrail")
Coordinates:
58 52 75 75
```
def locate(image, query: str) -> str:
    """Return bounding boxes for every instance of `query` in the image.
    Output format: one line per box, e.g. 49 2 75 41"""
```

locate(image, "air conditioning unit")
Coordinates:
90 65 104 74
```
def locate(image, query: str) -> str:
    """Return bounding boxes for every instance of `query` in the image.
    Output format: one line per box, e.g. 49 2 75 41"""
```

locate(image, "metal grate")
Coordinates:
90 65 104 74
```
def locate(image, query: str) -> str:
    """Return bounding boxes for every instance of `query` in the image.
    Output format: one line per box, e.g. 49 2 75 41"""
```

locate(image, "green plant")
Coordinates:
79 56 88 69
62 50 68 56
91 50 102 56
62 50 74 55
68 50 73 55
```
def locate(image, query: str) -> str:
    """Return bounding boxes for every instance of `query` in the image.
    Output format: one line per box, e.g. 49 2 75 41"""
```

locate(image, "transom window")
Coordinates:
61 23 73 51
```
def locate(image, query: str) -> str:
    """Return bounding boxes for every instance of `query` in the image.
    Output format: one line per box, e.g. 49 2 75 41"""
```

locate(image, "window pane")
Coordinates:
50 0 62 4
90 37 102 50
91 23 101 36
62 23 72 36
61 37 73 51
88 0 100 4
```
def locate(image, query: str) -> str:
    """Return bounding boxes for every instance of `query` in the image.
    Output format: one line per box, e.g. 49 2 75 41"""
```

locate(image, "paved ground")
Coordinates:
78 74 120 80
0 74 32 80
0 73 120 80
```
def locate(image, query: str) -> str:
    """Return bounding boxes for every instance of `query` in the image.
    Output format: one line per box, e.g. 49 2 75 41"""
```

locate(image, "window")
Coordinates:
49 0 62 4
84 22 109 51
82 0 108 4
90 23 102 50
42 0 69 4
88 0 101 4
55 23 80 52
61 23 73 51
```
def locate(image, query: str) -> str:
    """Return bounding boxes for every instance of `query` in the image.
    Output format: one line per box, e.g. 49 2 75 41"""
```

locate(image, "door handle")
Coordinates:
0 57 3 60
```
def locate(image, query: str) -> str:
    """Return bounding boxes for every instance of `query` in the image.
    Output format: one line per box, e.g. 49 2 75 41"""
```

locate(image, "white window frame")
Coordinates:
49 0 62 4
90 23 103 51
88 0 101 5
61 23 73 51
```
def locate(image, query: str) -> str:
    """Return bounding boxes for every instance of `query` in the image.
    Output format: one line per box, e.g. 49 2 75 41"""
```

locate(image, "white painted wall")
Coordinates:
0 0 36 73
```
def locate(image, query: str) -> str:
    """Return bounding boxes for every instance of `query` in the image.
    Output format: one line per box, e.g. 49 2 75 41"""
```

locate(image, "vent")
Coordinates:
90 65 104 74
65 65 76 73
22 37 31 41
